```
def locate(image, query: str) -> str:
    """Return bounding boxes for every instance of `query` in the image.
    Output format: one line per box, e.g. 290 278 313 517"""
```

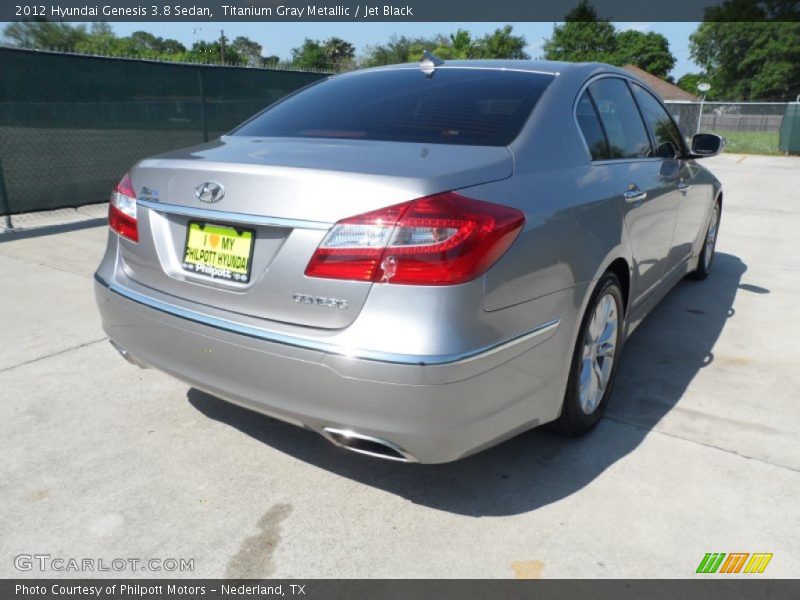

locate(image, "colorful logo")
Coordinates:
696 553 773 574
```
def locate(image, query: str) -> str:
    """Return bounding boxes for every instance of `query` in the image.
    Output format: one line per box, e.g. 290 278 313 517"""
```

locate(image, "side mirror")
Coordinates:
691 133 725 157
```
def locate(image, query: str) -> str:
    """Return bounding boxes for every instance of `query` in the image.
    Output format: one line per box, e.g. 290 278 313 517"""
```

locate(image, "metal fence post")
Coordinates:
0 156 13 229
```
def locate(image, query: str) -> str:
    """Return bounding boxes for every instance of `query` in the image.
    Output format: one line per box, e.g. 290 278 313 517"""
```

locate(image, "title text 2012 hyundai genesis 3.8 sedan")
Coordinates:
94 59 724 463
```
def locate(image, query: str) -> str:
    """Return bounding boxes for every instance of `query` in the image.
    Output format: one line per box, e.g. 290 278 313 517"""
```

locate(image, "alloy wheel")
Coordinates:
579 293 619 414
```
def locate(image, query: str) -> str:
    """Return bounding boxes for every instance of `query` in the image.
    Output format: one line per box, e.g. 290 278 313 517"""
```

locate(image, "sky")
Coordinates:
106 21 702 78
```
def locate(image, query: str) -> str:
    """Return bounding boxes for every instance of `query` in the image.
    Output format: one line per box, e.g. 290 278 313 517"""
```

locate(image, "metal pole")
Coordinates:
696 93 706 134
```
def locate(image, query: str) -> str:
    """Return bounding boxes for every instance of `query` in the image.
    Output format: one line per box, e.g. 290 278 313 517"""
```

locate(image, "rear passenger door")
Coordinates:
577 77 680 306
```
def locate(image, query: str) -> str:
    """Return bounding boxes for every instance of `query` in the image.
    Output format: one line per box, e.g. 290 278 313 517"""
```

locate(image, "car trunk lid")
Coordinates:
120 136 513 329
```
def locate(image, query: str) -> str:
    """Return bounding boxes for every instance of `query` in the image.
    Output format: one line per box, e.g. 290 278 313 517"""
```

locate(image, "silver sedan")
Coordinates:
94 59 724 463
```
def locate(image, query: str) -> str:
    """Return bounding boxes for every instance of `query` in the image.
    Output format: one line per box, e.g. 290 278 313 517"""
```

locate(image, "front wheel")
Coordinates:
688 201 721 281
558 273 624 437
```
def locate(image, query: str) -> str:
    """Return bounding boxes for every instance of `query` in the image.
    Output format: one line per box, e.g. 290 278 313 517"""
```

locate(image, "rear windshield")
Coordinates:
233 68 554 146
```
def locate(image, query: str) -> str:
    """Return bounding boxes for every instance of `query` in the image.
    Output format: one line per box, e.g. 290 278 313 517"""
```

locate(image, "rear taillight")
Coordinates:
305 192 525 285
109 172 138 242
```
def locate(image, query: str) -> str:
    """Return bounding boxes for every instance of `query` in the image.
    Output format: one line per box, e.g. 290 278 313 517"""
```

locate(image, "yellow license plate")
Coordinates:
182 221 254 283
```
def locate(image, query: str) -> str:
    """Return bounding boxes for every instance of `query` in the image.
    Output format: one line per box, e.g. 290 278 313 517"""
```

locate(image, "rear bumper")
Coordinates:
94 275 570 463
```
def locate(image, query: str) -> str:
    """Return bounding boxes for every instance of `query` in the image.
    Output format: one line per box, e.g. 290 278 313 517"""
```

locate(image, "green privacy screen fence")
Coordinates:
779 103 800 154
0 47 328 216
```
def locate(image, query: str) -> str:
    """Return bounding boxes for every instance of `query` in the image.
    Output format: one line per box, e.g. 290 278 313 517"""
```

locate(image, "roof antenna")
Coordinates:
420 50 444 78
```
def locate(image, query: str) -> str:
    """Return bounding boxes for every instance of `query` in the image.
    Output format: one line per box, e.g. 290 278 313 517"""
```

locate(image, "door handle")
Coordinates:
623 189 647 203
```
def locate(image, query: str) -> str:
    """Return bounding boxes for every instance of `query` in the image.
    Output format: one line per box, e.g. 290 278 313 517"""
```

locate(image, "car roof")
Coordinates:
355 59 633 79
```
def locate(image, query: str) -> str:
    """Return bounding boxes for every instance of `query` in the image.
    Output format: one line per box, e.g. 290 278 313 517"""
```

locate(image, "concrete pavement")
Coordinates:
0 153 798 578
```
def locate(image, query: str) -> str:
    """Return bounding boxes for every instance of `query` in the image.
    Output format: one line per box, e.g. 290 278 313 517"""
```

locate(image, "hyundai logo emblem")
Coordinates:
195 181 224 203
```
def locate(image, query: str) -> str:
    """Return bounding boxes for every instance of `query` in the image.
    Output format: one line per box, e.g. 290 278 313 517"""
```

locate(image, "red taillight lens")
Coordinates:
305 192 525 285
109 172 138 242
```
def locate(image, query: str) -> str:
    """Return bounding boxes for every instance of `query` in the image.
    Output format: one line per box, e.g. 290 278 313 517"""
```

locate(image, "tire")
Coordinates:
688 201 721 281
558 273 624 437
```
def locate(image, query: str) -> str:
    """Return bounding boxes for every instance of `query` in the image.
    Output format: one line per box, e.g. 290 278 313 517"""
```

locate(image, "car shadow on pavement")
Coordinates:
189 252 752 516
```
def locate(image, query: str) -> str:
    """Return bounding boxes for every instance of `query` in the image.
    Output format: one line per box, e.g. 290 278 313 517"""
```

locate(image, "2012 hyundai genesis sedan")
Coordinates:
94 59 724 463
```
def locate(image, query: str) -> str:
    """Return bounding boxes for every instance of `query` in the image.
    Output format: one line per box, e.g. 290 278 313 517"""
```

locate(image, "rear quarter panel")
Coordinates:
478 164 624 312
480 65 631 312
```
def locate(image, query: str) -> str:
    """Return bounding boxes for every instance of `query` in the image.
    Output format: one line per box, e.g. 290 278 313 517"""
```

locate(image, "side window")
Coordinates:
587 78 652 159
576 91 610 160
631 83 684 159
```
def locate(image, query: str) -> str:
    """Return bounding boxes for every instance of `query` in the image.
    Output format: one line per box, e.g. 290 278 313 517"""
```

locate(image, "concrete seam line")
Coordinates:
0 250 95 279
604 415 800 475
0 337 108 374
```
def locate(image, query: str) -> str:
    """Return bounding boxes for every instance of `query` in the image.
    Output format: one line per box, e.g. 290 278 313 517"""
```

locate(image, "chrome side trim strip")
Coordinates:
137 198 332 231
95 273 560 366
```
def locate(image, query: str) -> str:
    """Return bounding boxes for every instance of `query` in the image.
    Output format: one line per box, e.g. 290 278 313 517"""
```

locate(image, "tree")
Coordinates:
188 40 243 65
542 0 617 63
323 37 356 71
291 37 355 71
690 21 800 100
543 2 677 79
89 22 114 38
472 25 530 59
1 22 284 69
361 25 528 66
362 35 412 66
703 0 800 21
3 20 88 51
129 31 163 53
2 21 192 60
230 36 263 66
409 34 454 60
160 38 186 55
449 29 473 59
291 39 330 70
676 73 709 97
72 22 115 55
613 30 675 80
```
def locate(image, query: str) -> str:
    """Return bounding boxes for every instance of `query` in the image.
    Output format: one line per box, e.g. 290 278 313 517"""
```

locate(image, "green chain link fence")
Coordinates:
0 47 328 216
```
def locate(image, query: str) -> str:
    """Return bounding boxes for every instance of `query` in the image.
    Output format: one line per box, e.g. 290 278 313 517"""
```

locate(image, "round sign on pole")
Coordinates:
697 82 711 92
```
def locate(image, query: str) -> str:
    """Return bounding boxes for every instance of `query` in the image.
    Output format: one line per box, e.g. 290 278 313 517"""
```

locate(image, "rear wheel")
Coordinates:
688 201 721 281
558 273 624 437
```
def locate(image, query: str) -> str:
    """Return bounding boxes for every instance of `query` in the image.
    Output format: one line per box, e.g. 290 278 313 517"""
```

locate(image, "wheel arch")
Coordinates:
605 257 631 314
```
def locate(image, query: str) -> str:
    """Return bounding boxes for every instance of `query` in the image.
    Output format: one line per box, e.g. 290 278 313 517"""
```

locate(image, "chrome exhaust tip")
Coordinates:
109 340 148 369
321 427 418 463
